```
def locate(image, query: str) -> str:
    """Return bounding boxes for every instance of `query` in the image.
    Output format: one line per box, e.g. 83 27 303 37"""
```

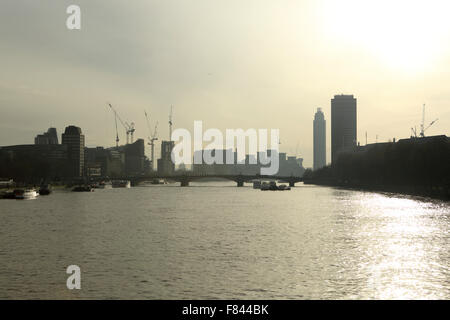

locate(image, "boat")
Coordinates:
97 181 112 189
72 186 94 192
268 181 278 190
112 180 131 188
259 181 291 191
150 179 165 185
90 182 100 189
39 184 52 195
261 182 270 191
15 188 38 199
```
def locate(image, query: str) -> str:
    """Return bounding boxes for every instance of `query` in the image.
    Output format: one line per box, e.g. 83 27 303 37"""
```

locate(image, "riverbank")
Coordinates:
304 179 450 201
304 135 450 201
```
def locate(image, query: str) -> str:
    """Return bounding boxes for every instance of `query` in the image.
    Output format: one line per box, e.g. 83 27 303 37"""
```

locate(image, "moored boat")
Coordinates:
261 182 270 191
112 180 131 188
259 181 291 191
278 184 291 191
72 186 94 192
15 188 38 199
150 178 166 185
97 181 112 189
39 184 52 195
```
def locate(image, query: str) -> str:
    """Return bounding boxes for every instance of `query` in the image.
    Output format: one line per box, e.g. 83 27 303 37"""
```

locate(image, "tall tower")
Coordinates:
62 125 85 177
157 140 175 175
331 94 357 163
313 108 326 170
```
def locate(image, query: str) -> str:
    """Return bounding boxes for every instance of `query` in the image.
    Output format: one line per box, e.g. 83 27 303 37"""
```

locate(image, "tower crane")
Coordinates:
144 111 158 170
411 104 438 138
112 107 120 148
108 103 135 144
168 105 173 141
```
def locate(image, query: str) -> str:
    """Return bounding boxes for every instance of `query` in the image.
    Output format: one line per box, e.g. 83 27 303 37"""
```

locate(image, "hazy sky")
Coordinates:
1 0 449 167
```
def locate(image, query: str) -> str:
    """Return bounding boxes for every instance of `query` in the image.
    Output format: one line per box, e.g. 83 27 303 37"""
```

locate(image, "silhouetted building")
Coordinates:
105 148 125 177
61 125 85 177
123 139 146 176
314 108 326 170
331 94 357 163
35 127 58 145
192 148 305 177
0 144 68 181
85 147 109 177
157 140 175 175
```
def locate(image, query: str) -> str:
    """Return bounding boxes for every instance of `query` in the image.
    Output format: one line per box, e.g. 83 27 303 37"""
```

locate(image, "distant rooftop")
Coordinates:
63 125 82 135
333 94 355 99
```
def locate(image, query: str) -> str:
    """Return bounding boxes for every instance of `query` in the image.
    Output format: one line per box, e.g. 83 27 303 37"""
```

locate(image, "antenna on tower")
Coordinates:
420 104 426 138
169 105 173 141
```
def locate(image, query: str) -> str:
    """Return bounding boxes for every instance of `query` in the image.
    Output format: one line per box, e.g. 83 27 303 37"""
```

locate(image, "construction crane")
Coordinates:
144 111 158 170
108 103 135 144
411 104 439 138
168 105 173 141
111 106 120 148
411 126 418 138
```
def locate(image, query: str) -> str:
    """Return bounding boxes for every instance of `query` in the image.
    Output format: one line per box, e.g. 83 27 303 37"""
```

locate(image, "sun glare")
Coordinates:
320 0 450 72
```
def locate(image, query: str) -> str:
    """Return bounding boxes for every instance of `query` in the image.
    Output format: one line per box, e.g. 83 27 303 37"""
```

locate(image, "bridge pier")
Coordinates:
180 180 189 187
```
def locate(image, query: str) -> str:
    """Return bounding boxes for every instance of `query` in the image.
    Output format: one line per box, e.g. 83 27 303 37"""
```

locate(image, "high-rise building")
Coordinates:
62 125 85 177
313 108 326 170
157 140 175 175
331 94 357 163
123 139 146 176
35 127 59 145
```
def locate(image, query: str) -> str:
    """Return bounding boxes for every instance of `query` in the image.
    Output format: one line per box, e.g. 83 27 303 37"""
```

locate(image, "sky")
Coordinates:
0 0 449 167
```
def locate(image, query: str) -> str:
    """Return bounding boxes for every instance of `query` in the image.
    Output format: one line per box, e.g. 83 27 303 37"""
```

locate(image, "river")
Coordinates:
0 182 449 299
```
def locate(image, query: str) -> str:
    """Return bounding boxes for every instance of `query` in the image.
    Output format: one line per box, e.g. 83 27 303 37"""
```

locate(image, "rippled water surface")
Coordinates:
1 182 449 299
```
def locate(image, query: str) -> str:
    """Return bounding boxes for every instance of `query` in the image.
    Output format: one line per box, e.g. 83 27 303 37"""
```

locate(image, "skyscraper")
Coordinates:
313 108 326 170
331 94 357 163
62 125 85 177
35 127 59 145
157 140 175 175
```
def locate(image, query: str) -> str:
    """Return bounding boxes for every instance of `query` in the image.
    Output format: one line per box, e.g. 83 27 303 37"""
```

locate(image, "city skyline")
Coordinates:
1 0 449 304
1 1 450 169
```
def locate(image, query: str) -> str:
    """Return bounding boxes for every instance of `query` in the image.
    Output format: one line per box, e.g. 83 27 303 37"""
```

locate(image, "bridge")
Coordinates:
118 173 304 187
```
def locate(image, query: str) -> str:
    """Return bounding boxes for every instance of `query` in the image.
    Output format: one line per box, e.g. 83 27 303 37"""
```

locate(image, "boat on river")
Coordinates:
15 189 38 199
39 184 52 195
112 180 131 188
72 186 94 192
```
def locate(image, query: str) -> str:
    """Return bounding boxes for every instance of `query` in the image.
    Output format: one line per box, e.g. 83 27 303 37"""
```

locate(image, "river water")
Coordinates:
0 182 449 299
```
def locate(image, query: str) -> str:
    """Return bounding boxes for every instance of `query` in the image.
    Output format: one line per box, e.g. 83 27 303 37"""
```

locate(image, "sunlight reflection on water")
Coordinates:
0 183 449 299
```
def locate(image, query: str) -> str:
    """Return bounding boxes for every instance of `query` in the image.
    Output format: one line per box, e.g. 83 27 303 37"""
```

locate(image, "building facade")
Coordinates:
123 139 146 176
0 144 68 181
35 127 59 145
331 94 357 163
313 108 326 170
192 149 305 177
157 140 175 175
61 125 85 177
